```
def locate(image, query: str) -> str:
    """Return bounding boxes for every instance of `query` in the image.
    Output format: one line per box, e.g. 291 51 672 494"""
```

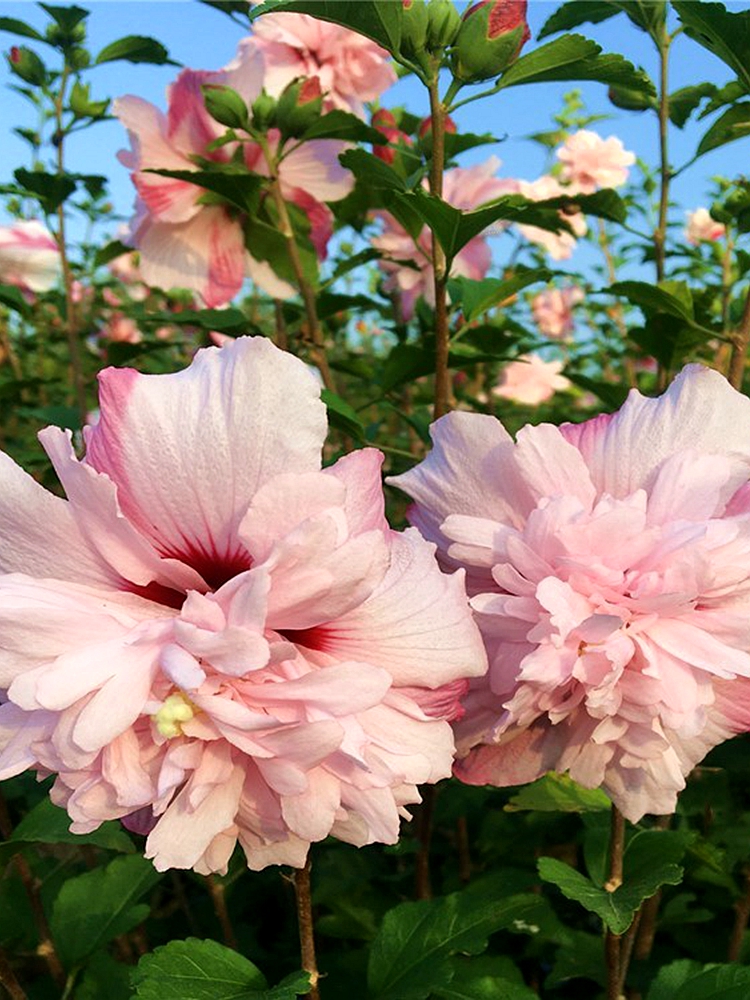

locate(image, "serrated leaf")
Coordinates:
300 109 386 145
367 890 544 1000
74 953 132 1000
14 167 76 211
538 830 687 934
199 0 251 18
497 34 655 102
4 796 134 859
0 16 46 41
95 34 176 66
443 133 499 159
669 83 717 128
51 854 162 967
696 102 750 157
673 2 750 94
131 938 309 1000
40 4 88 32
321 389 365 442
538 2 618 40
147 307 251 334
565 373 629 411
505 774 611 814
608 280 695 322
94 239 132 268
434 957 537 1000
338 149 407 192
250 0 402 57
647 962 750 1000
144 168 263 216
448 268 551 322
244 216 318 287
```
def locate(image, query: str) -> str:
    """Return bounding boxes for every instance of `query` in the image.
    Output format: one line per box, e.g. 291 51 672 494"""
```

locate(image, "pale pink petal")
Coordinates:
279 141 354 203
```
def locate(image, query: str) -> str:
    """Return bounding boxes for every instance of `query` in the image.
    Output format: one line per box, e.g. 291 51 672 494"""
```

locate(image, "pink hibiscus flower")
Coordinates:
557 130 635 194
685 208 726 246
245 13 396 117
531 286 584 340
0 337 486 872
390 366 750 821
372 157 514 319
516 176 588 260
492 354 571 405
0 220 60 293
115 45 353 308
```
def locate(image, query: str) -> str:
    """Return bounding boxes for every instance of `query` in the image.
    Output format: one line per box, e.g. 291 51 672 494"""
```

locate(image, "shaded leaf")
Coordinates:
368 889 544 1000
434 957 537 1000
448 268 551 322
321 388 365 442
538 2 618 40
696 102 750 157
301 109 386 145
144 168 263 215
94 239 132 268
39 4 88 32
0 16 45 41
338 149 408 192
673 2 750 94
669 83 717 128
538 830 687 934
497 34 655 102
505 774 611 814
14 167 76 211
565 373 630 411
647 961 750 1000
0 283 32 318
608 280 695 322
250 0 402 57
132 938 309 1000
4 796 134 860
95 34 176 66
51 855 162 967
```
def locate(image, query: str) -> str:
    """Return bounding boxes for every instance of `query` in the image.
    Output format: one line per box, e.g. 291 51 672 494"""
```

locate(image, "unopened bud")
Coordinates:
400 0 429 61
417 114 456 158
10 46 20 64
251 90 277 131
276 76 323 139
452 0 530 82
7 45 46 85
425 0 461 50
371 109 413 165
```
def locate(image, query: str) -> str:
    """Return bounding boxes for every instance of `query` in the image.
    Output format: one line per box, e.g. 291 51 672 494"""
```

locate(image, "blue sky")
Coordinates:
0 1 747 261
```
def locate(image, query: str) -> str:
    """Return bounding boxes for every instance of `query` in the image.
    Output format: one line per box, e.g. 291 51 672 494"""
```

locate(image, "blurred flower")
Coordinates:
372 157 512 319
685 208 726 246
557 130 635 194
516 176 587 260
0 220 60 293
244 13 396 117
390 365 750 821
492 354 570 405
115 46 352 307
531 286 584 340
101 312 142 344
0 337 486 873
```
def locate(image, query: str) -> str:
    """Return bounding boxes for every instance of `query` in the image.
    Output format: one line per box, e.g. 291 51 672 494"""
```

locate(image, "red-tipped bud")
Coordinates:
417 114 457 140
7 44 46 85
372 108 397 130
276 75 324 139
399 0 430 62
452 0 530 83
371 110 413 165
10 46 20 63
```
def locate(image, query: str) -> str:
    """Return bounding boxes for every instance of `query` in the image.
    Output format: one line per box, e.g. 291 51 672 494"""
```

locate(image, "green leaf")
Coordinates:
51 854 162 967
0 282 32 317
540 188 628 224
538 830 687 934
367 889 544 1000
74 953 132 1000
321 389 365 442
538 2 618 40
144 168 263 215
669 83 717 128
131 938 310 1000
250 0 402 58
497 34 656 102
95 34 176 66
69 80 109 118
338 149 407 192
244 216 318 287
696 102 750 157
448 268 551 322
94 239 132 268
199 0 251 17
565 373 629 411
434 957 538 1000
647 962 750 1000
300 109 386 145
443 132 499 159
0 16 45 41
609 83 658 112
505 774 612 814
39 4 88 32
673 2 750 94
14 167 76 211
608 280 695 322
3 796 134 860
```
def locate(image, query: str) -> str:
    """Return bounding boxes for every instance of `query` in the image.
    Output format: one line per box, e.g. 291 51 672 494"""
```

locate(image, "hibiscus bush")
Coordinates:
4 1 750 999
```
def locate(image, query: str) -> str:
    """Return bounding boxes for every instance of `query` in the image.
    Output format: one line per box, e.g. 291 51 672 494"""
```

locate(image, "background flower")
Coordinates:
492 354 571 405
0 219 60 293
557 129 635 193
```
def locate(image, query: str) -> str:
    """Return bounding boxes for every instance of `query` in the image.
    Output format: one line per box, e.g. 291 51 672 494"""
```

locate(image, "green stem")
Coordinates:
293 857 321 1000
53 62 88 427
427 76 450 420
257 135 336 392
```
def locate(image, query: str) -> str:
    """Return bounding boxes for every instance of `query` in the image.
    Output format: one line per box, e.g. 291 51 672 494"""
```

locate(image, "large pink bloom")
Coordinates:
0 338 486 872
390 366 750 821
246 13 396 117
115 46 352 307
557 130 635 194
0 220 60 293
372 158 513 319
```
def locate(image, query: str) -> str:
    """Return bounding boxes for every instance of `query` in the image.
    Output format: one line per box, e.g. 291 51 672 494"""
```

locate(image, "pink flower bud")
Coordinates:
10 46 20 64
418 114 457 139
453 0 530 82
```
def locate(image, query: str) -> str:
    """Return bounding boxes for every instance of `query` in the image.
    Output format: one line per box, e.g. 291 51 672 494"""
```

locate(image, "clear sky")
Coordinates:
0 1 747 266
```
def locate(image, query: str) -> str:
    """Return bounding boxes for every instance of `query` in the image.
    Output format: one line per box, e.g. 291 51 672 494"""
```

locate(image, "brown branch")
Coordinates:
728 866 750 962
207 876 237 951
293 857 321 1000
605 806 626 1000
0 946 28 1000
427 77 450 421
415 784 437 900
727 285 750 390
